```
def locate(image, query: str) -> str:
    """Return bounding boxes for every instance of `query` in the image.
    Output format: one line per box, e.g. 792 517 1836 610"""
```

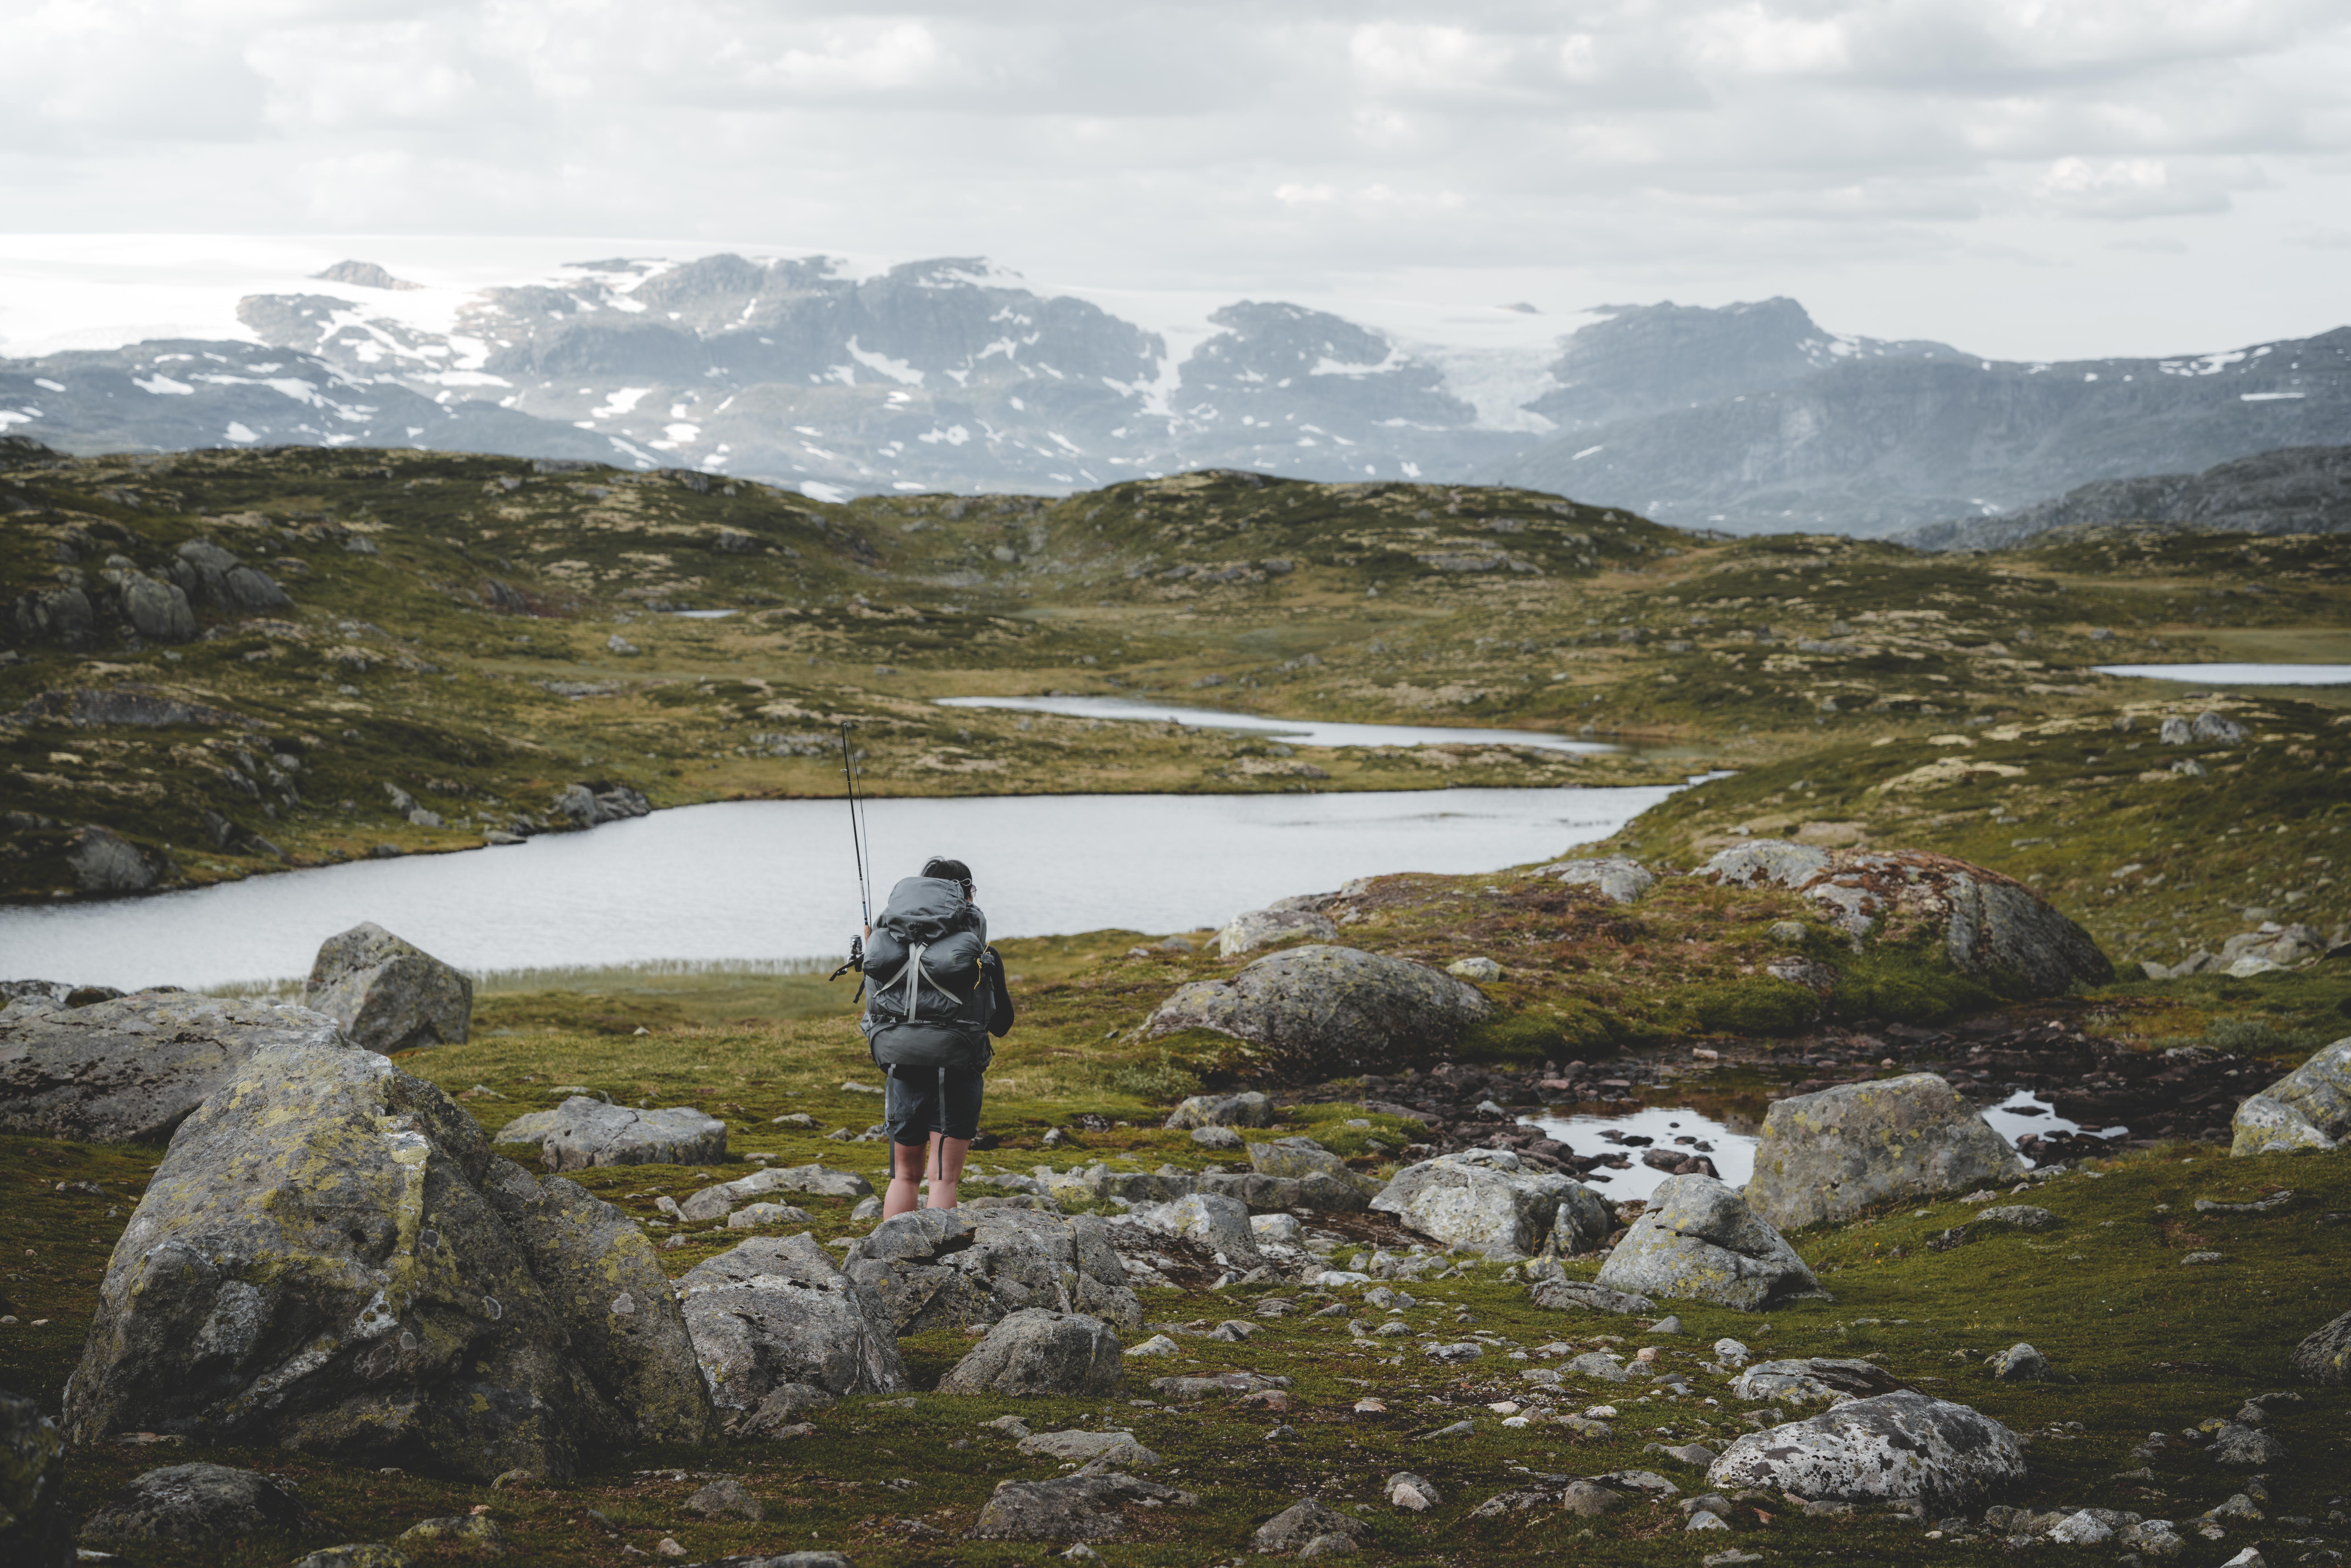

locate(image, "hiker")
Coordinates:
859 855 1014 1216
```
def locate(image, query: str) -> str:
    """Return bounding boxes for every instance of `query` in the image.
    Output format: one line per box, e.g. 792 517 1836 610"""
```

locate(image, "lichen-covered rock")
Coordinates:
1730 1359 1908 1406
291 1546 412 1568
303 924 472 1054
1196 1168 1371 1214
938 1310 1123 1397
678 1162 864 1222
678 1233 908 1410
1530 1279 1656 1316
971 1472 1196 1540
1254 1499 1373 1554
1745 1074 2029 1230
77 1462 313 1546
1219 907 1340 957
1017 1428 1162 1470
2290 1309 2351 1385
1 1387 71 1568
842 1208 1143 1334
1164 1092 1273 1130
2231 1040 2351 1156
1248 1138 1377 1194
64 1040 711 1480
529 1096 728 1171
1373 1149 1608 1259
1700 842 2111 995
65 825 170 893
395 1514 504 1552
1706 1392 2025 1515
0 992 350 1142
1594 1174 1831 1312
1532 855 1657 904
1142 944 1491 1081
1125 1193 1262 1269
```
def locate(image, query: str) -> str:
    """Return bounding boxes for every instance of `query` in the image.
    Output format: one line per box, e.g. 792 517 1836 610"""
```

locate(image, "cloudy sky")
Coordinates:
4 0 2348 359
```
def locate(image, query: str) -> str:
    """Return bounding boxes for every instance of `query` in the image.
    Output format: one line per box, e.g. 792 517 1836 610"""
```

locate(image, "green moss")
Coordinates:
1673 976 1822 1037
1829 944 2003 1025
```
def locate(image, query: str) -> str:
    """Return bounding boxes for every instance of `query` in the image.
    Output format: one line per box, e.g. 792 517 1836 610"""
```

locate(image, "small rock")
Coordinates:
685 1477 763 1520
1191 1125 1244 1150
2207 1423 2288 1466
292 1548 414 1568
1648 1315 1684 1335
972 1473 1197 1541
1685 1509 1731 1530
1988 1343 2048 1381
1387 1472 1441 1510
2048 1509 2113 1544
1254 1500 1372 1556
1446 957 1503 982
939 1311 1124 1397
395 1515 504 1553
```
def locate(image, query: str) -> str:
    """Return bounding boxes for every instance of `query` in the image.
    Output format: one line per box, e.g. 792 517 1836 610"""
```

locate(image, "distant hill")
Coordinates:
1897 444 2351 551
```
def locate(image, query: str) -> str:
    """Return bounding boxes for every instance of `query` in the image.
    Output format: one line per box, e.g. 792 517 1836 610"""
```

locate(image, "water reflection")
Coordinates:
935 694 1613 753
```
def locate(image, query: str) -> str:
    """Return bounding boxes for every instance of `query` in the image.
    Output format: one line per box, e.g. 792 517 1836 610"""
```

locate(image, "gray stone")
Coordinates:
1471 1478 1622 1518
1975 1206 2060 1230
1699 842 2111 996
1254 1500 1372 1554
1706 1391 2026 1515
291 1546 413 1568
1729 1358 1908 1405
1446 956 1503 981
726 1202 812 1230
2191 711 2246 745
2230 1039 2351 1155
972 1472 1196 1541
1196 1168 1371 1214
685 1477 763 1520
63 1038 713 1481
1249 1138 1376 1192
1746 1074 2030 1230
395 1515 504 1552
528 1096 728 1171
1566 1352 1633 1382
1163 1091 1273 1130
1219 907 1340 957
2290 1308 2351 1385
1987 1343 2048 1380
679 1233 908 1409
303 923 472 1054
2207 1423 2287 1466
108 568 198 643
65 825 167 893
939 1311 1123 1397
1126 1192 1263 1269
1595 1174 1831 1311
78 1462 312 1546
1143 945 1492 1081
1017 1429 1162 1470
842 1208 1142 1334
1373 1149 1608 1259
1386 1471 1442 1509
0 991 350 1142
729 1381 835 1437
1 1386 71 1568
1190 1125 1243 1150
1532 855 1658 904
2047 1510 2112 1544
1530 1279 1657 1317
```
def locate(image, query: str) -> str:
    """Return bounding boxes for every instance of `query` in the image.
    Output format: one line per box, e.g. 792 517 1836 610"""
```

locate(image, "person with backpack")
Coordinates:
859 855 1014 1216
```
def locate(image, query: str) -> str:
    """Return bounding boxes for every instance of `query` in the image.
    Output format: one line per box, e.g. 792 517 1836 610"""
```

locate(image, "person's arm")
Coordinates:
983 948 1015 1036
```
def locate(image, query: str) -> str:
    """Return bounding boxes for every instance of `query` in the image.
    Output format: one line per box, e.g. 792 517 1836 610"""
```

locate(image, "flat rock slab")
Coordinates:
303 923 471 1054
1730 1358 1910 1405
972 1473 1196 1541
78 1462 313 1546
1706 1391 2025 1516
1595 1174 1831 1312
1530 1279 1657 1316
0 992 348 1142
527 1097 728 1171
1745 1074 2028 1231
1017 1429 1162 1469
1149 1372 1292 1399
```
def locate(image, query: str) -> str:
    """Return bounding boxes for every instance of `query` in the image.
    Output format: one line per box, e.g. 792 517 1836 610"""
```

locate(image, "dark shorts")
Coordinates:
884 1063 985 1144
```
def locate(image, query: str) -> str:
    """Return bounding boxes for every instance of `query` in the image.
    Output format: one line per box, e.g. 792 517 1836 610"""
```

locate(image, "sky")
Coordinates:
2 0 2349 361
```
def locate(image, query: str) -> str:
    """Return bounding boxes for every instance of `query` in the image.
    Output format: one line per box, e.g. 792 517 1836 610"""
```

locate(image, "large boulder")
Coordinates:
1706 1391 2026 1516
0 1387 71 1568
0 992 349 1142
938 1310 1123 1397
1745 1074 2029 1229
1593 1174 1831 1311
2290 1309 2351 1385
63 1040 714 1480
1125 1192 1263 1269
841 1209 1143 1333
1219 907 1340 957
64 825 170 893
678 1233 909 1412
1531 856 1657 904
527 1097 728 1171
2231 1040 2351 1156
1700 842 2111 995
1373 1149 1611 1259
1141 944 1492 1081
303 924 472 1053
168 540 293 615
78 1462 312 1547
971 1473 1196 1541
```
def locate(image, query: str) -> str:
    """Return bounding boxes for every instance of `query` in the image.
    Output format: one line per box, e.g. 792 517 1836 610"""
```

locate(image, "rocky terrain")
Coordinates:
4 255 2347 535
1 909 2347 1567
1899 446 2351 553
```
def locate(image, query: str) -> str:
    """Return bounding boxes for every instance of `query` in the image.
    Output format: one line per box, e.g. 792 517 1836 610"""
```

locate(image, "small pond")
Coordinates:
2095 662 2351 685
934 694 1613 753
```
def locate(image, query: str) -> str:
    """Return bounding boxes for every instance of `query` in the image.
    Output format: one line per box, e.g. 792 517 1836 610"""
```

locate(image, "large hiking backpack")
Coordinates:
860 875 992 1070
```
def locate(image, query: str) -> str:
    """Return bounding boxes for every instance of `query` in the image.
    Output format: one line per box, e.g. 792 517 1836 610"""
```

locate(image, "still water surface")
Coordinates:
934 694 1611 753
0 783 1688 992
2095 662 2351 685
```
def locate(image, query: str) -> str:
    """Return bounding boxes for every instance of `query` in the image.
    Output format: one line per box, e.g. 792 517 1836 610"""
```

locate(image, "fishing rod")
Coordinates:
829 721 872 987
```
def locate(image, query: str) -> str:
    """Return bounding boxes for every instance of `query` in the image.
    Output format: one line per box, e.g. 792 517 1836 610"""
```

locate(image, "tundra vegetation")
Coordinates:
2 442 2349 1565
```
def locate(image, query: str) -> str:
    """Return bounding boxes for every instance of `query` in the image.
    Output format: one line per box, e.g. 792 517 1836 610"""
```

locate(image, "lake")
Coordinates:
0 782 1692 992
934 694 1612 753
2096 662 2351 685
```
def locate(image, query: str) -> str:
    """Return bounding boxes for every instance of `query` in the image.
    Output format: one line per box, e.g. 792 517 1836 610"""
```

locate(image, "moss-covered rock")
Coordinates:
1745 1073 2029 1230
1142 944 1491 1081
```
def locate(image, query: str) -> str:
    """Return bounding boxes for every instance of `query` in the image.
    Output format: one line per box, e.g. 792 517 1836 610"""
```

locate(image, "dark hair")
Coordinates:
922 856 975 897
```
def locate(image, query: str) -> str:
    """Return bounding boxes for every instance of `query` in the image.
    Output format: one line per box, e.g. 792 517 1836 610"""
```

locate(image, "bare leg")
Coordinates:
883 1140 927 1218
925 1133 971 1210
